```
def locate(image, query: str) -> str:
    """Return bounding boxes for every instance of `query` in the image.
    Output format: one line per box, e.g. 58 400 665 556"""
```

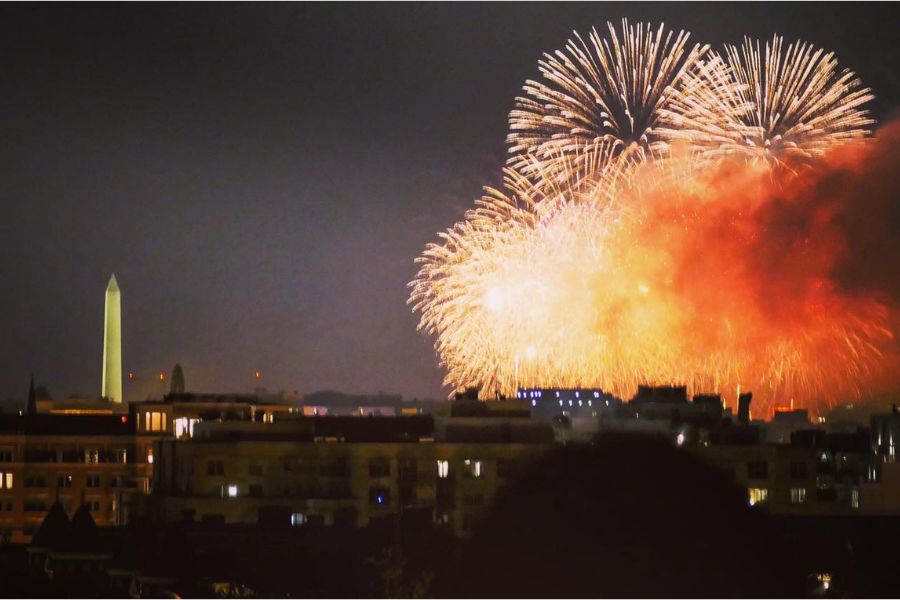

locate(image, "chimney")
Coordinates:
738 392 753 425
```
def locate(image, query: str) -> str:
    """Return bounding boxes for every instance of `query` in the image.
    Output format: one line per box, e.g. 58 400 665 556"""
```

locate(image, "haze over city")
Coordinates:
3 3 900 406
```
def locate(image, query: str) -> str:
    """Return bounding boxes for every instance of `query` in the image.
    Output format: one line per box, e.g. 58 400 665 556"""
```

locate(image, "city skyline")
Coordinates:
2 4 900 404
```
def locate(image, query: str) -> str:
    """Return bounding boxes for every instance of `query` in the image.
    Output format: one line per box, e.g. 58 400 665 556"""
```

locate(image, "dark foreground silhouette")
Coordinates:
435 433 799 598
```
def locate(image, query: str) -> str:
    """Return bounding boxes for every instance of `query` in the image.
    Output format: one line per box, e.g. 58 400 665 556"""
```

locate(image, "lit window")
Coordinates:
150 412 161 432
227 484 238 498
147 448 154 464
851 488 859 509
790 487 807 504
0 473 12 489
84 448 99 464
748 487 768 506
531 399 536 407
558 400 563 406
291 512 306 526
555 391 560 398
575 391 579 399
174 417 198 439
464 459 482 479
676 432 685 446
436 460 449 479
588 400 592 407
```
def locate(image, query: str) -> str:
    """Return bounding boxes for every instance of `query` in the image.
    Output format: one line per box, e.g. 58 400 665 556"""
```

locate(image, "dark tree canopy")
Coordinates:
438 433 799 598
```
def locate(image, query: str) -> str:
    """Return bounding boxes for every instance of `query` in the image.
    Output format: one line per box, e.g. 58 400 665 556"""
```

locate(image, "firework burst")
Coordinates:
412 21 887 414
717 35 874 164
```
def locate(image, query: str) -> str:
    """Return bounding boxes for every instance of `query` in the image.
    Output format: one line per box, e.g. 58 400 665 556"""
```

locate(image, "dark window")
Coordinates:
57 474 73 488
399 484 416 505
463 494 484 507
0 450 12 462
497 458 519 479
398 458 417 482
248 464 263 477
24 499 47 512
320 458 349 478
4 501 11 512
249 484 263 497
207 460 225 476
789 462 808 480
369 458 390 478
747 460 768 480
86 474 101 488
369 486 390 506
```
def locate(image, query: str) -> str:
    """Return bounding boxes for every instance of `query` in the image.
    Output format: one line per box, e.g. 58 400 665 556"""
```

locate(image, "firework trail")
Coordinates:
412 21 890 415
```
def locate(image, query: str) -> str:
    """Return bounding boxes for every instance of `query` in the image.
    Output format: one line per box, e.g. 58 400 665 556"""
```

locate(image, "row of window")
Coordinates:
0 449 130 464
207 458 508 480
749 486 860 508
746 460 811 480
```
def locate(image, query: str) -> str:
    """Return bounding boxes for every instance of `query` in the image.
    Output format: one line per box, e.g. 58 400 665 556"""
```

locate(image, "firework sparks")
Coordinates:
718 35 874 164
507 19 721 188
412 21 889 415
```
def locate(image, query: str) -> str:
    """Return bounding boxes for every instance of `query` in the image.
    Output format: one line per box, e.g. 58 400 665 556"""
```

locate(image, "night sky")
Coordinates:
2 3 898 404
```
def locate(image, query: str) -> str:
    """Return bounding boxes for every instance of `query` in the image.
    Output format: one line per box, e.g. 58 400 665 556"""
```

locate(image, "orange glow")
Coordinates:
121 415 128 423
158 372 165 381
254 370 262 379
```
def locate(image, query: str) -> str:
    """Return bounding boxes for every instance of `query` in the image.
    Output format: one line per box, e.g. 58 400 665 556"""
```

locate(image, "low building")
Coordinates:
0 414 152 543
151 414 553 537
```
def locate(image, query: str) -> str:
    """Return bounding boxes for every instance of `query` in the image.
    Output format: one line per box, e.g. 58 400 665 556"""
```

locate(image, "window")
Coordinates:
86 474 101 488
463 494 484 506
369 486 390 506
369 458 390 478
748 487 768 506
208 460 225 476
248 464 263 477
87 500 101 512
222 484 238 498
790 487 807 504
146 448 154 464
112 449 128 464
747 460 768 480
398 458 417 482
174 417 198 439
0 449 12 462
463 459 483 479
249 484 262 497
436 460 449 479
24 499 46 512
145 411 167 432
291 512 306 526
0 473 12 489
25 475 46 489
84 448 100 464
789 462 807 480
497 459 518 479
851 488 860 509
58 474 73 488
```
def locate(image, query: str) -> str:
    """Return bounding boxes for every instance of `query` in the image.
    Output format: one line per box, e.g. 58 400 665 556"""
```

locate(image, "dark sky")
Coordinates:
2 3 898 403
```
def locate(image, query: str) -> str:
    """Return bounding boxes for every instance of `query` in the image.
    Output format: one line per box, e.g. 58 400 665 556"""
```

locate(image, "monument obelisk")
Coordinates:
101 274 123 403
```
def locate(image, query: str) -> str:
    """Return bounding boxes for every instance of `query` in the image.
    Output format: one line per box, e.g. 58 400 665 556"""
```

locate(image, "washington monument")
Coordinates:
102 274 122 403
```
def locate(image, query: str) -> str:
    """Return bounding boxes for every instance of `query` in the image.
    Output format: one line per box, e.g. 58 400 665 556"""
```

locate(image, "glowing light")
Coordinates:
254 370 262 379
410 20 888 417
